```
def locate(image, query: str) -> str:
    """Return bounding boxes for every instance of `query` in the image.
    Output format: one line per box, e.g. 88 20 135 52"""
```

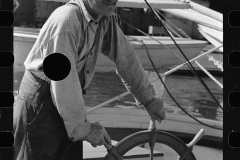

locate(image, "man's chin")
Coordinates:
104 10 115 16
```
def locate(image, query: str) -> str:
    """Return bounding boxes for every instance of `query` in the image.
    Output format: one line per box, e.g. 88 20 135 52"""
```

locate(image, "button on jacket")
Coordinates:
24 0 155 141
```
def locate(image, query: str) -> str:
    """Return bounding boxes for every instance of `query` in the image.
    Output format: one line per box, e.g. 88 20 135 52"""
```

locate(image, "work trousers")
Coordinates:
13 70 83 160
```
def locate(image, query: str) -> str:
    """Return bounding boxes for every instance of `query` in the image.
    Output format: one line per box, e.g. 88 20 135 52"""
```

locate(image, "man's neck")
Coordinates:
82 0 98 19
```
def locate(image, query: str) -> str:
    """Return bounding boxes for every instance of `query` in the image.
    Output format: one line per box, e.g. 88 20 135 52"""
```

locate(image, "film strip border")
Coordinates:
224 0 240 159
0 0 239 159
0 0 14 159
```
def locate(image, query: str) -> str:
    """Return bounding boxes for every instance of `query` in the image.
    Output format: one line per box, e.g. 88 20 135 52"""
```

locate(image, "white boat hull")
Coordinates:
14 27 208 73
171 53 222 73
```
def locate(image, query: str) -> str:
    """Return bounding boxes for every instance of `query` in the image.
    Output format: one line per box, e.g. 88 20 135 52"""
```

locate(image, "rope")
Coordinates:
143 0 223 110
142 41 223 130
195 60 223 89
155 9 191 38
121 19 185 62
207 54 223 72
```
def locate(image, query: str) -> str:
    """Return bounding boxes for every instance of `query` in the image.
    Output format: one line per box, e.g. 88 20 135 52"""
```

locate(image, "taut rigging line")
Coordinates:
143 0 223 110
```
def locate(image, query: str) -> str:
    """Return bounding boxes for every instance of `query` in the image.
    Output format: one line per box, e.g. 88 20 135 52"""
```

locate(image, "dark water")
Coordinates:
84 72 223 122
14 71 223 122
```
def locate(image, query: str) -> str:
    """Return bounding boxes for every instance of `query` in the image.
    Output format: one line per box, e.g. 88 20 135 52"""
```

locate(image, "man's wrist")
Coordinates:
83 120 93 140
134 85 156 105
143 97 155 107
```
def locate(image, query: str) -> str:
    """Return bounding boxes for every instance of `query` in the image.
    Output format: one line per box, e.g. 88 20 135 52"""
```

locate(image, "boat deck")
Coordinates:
83 140 163 160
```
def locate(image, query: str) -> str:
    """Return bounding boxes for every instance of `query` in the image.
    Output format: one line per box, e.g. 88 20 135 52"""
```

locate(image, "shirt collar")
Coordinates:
69 0 106 30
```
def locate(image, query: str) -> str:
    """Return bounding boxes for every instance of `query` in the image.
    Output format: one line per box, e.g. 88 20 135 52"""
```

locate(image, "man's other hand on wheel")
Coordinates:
84 122 112 149
144 98 166 123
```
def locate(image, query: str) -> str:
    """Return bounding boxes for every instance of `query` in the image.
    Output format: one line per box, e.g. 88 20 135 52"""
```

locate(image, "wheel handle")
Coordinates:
188 129 205 148
148 118 157 160
105 145 123 160
178 129 205 160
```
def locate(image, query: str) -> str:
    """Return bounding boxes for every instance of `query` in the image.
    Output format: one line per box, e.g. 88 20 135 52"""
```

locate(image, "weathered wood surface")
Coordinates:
83 140 163 160
86 106 223 138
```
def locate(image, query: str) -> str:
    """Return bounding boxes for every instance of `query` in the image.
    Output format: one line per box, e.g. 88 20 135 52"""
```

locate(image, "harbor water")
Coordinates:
14 70 223 122
84 71 223 122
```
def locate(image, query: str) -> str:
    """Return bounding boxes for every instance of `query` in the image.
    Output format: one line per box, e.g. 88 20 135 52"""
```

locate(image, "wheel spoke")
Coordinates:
149 144 154 160
104 130 196 160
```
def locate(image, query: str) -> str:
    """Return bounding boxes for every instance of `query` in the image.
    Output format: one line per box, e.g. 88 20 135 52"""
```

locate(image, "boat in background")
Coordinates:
169 45 222 73
161 5 223 74
14 30 208 73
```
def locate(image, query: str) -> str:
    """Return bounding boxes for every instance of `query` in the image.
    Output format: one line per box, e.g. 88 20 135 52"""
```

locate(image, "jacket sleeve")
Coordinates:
44 31 92 142
101 15 155 105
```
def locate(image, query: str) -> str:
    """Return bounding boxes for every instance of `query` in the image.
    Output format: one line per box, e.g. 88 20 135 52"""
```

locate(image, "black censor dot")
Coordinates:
0 132 14 147
229 51 240 67
0 51 14 67
0 92 14 108
0 11 14 27
229 131 240 148
43 53 71 81
229 10 240 27
229 91 240 108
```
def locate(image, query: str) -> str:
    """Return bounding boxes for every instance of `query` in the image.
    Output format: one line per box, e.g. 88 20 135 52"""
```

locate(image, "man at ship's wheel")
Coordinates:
13 0 165 159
